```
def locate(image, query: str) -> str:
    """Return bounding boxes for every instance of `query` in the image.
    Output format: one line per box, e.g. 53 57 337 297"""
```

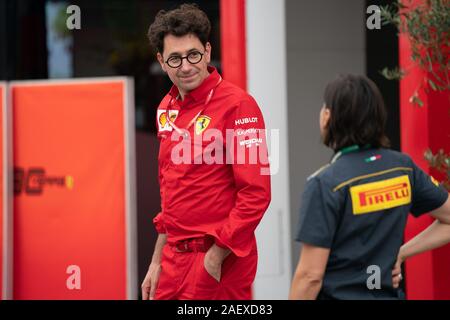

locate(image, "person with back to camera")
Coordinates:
289 74 450 300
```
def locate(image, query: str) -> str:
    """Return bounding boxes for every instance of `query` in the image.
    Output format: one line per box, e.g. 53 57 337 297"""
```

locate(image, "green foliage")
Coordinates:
380 66 406 80
380 0 449 107
53 5 71 38
381 0 450 191
424 149 450 190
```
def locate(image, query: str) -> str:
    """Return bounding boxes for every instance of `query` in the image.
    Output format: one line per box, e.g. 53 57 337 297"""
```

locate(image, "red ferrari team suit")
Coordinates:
153 67 271 300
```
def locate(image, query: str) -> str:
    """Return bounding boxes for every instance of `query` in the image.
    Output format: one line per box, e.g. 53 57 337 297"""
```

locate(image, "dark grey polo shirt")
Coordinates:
295 147 448 300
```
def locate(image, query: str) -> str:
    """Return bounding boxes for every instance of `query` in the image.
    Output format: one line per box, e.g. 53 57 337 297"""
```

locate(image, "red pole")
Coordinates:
220 0 247 90
400 30 435 299
219 0 253 299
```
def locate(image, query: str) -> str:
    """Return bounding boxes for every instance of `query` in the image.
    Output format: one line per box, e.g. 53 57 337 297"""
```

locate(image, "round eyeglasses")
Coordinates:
165 51 204 68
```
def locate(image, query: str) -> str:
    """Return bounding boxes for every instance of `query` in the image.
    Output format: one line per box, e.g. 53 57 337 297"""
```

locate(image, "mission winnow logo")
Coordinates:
14 167 74 196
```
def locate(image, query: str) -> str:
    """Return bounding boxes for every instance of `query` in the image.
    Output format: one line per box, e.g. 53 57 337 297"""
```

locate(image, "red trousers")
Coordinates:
154 243 258 300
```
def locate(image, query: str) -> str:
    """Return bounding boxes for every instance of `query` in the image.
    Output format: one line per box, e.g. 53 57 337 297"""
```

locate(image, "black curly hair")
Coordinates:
147 3 211 53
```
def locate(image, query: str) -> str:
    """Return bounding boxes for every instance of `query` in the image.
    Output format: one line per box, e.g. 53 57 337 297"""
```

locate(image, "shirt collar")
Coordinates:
168 66 220 104
331 144 372 163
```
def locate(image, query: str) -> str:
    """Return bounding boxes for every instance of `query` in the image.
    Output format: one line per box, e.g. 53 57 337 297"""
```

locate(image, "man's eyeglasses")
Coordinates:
165 51 204 68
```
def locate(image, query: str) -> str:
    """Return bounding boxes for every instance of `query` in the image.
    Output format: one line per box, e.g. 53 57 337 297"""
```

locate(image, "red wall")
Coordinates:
400 17 450 299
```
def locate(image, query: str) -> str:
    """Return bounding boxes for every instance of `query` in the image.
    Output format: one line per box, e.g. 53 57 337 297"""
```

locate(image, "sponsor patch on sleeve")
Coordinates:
430 175 440 187
157 109 178 132
350 175 411 215
234 117 258 126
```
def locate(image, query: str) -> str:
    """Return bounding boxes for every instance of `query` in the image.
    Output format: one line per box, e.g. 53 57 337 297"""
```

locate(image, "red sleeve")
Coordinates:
153 212 167 234
153 143 167 234
208 95 271 257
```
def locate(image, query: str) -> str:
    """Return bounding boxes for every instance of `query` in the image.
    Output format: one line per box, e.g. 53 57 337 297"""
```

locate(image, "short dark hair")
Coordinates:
147 3 211 53
323 74 390 152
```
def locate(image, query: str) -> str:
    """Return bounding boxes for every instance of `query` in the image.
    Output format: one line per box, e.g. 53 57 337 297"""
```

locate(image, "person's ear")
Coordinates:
205 42 211 64
323 107 331 127
157 52 167 73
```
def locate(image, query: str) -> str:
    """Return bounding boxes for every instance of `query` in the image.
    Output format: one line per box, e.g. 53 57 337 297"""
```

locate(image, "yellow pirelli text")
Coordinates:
350 175 411 215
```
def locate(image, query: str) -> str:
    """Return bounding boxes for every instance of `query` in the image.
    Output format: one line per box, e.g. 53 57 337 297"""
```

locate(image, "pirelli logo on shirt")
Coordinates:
350 175 411 215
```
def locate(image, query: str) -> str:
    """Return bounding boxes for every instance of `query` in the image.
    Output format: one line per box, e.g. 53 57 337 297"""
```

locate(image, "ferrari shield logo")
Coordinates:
195 115 211 135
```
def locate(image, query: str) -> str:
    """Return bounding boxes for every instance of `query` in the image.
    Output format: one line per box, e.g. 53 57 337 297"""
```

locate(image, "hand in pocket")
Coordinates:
203 253 222 282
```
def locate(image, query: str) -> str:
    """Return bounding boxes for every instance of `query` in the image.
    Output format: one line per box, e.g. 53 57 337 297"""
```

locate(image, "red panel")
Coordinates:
400 3 450 299
12 81 128 299
400 31 435 300
220 0 247 90
428 83 450 300
0 84 4 300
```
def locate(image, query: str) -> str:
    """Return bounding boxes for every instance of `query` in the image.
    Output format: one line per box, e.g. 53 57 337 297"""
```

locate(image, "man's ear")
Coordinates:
205 42 212 64
157 52 167 73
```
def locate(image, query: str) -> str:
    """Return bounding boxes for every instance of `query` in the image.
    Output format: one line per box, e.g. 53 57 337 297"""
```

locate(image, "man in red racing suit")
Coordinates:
141 4 271 300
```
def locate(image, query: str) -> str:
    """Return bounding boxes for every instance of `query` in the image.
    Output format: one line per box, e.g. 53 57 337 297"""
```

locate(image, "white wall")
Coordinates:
246 0 292 300
246 0 367 299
